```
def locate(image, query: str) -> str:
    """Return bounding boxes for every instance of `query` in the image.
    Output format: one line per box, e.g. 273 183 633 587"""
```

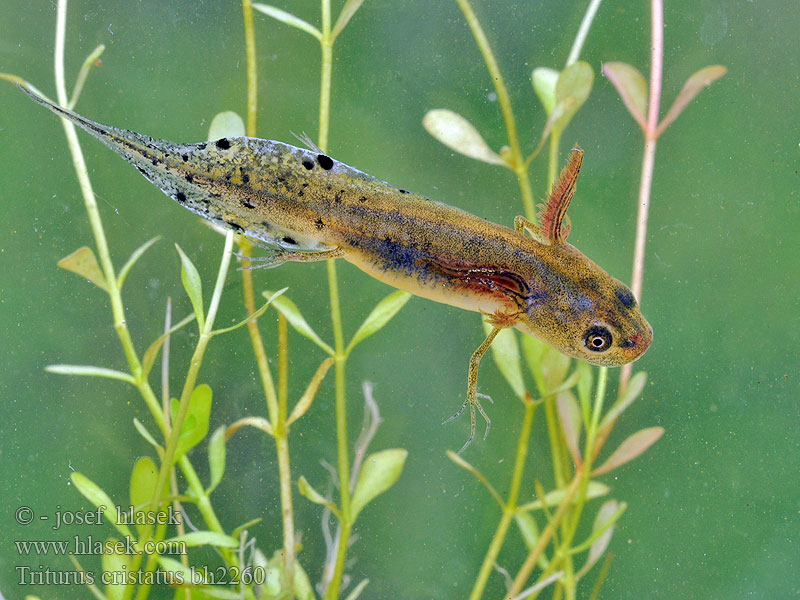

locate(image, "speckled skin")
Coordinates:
25 87 651 367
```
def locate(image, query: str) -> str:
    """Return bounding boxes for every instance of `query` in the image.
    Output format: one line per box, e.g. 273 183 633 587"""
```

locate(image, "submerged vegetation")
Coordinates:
3 0 724 598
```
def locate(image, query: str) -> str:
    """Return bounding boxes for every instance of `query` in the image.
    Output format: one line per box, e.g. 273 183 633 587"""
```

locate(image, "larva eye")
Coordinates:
584 326 612 352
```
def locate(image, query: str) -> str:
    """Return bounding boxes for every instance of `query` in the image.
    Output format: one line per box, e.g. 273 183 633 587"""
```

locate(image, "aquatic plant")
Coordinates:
2 0 725 598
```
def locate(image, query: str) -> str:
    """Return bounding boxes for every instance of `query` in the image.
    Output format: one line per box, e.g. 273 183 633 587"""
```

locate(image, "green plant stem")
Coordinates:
242 0 258 135
565 0 604 66
315 2 354 598
239 2 297 586
468 397 537 600
455 0 536 221
507 472 582 598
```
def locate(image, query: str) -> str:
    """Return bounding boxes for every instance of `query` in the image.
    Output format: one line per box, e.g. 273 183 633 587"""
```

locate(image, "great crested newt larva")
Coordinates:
19 84 652 451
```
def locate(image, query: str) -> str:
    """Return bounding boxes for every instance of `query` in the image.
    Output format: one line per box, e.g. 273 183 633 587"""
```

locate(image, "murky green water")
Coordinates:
1 1 798 598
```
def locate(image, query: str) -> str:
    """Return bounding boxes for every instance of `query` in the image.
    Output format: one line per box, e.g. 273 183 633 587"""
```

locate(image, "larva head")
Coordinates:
515 244 652 366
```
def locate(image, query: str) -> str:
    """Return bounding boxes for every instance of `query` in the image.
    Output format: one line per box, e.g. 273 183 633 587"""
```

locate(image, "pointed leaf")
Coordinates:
332 0 367 39
483 321 525 398
68 44 106 110
297 476 339 517
350 448 407 521
207 425 226 494
176 244 204 330
253 4 322 40
518 480 609 512
288 357 334 425
553 61 594 133
540 345 571 392
577 500 622 578
600 371 647 429
157 556 194 585
70 472 133 539
557 391 582 464
141 312 197 379
101 537 130 600
45 364 135 384
423 109 505 165
133 418 162 454
346 290 411 355
656 65 727 136
212 287 287 336
57 246 108 292
172 384 212 463
165 531 239 548
208 111 245 142
593 426 664 476
117 236 161 288
231 518 263 541
129 456 159 514
265 291 334 355
344 579 370 600
446 450 503 508
603 62 648 130
532 67 559 115
515 511 540 552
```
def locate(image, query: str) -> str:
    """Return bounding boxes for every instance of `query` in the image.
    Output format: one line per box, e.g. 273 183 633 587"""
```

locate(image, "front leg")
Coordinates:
444 325 502 454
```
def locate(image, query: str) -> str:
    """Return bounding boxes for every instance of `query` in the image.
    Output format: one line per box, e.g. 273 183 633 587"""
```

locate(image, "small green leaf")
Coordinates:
576 360 593 425
265 291 334 355
253 4 322 40
156 556 194 585
346 290 412 355
515 511 540 551
344 579 370 600
538 61 594 147
101 537 130 600
600 371 647 429
540 345 571 392
165 531 238 548
518 480 609 512
592 426 664 476
140 312 197 380
532 67 559 115
423 109 505 165
483 321 525 399
656 65 727 137
208 111 245 141
288 357 334 425
577 500 623 578
133 418 163 454
57 246 108 292
297 476 329 505
603 62 648 130
117 236 161 289
68 44 106 110
129 456 159 531
291 558 315 600
332 0 367 39
175 244 204 330
172 384 213 463
70 472 133 539
207 425 226 494
45 364 135 384
231 518 263 541
556 391 582 464
212 287 287 336
350 448 407 521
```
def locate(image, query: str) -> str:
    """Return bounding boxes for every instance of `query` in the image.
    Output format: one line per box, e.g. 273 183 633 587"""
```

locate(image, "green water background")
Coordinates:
1 1 797 598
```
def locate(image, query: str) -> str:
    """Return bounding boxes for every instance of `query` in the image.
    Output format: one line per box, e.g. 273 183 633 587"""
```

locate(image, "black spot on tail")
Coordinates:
317 154 334 170
302 159 314 170
225 220 244 232
241 198 256 209
241 172 250 184
176 192 187 203
185 173 194 183
181 153 189 162
215 138 231 150
282 236 297 245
